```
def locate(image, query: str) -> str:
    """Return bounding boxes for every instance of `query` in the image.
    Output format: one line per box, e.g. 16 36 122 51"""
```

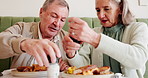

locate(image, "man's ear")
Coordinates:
39 8 43 17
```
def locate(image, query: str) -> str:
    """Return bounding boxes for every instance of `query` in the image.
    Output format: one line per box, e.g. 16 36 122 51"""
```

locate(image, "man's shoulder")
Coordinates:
12 22 39 31
15 22 38 27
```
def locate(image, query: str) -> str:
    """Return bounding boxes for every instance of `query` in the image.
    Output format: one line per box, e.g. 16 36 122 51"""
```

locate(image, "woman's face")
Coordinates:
95 0 121 27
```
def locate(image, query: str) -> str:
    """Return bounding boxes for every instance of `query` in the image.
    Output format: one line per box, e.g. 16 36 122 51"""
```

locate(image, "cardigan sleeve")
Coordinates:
66 43 91 68
95 22 148 69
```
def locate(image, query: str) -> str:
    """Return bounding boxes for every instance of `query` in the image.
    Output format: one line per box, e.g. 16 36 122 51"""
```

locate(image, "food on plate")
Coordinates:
65 65 112 75
98 66 111 75
17 64 47 72
66 66 77 74
73 65 98 75
17 66 32 72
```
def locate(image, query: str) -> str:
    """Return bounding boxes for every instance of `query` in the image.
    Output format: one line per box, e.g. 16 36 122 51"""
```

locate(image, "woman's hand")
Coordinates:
68 17 101 48
62 36 80 58
20 39 61 67
59 58 69 72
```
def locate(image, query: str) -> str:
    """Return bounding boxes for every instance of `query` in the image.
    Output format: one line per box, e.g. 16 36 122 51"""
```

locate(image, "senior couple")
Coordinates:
0 0 148 78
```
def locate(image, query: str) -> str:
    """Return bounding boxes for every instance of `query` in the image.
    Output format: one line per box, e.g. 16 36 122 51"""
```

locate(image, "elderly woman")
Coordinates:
62 0 148 78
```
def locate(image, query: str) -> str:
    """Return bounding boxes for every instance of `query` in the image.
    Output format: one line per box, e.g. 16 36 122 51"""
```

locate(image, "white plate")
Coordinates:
11 70 47 77
60 72 114 78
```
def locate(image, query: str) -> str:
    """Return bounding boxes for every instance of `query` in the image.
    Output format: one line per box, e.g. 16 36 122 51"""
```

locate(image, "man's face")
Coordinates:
95 0 121 27
39 2 69 39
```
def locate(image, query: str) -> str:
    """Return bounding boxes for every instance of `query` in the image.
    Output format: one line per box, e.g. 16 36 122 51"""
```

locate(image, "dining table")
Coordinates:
0 69 47 78
0 69 127 78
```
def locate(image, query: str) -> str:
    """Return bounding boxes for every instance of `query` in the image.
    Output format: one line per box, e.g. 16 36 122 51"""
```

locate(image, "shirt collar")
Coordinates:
38 23 43 39
37 23 59 43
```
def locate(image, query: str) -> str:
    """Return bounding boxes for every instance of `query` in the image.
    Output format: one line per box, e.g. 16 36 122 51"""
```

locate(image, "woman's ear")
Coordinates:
119 8 122 15
119 3 123 14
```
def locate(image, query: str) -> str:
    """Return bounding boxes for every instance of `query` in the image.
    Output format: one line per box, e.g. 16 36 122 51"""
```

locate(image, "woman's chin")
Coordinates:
101 21 118 27
101 23 113 27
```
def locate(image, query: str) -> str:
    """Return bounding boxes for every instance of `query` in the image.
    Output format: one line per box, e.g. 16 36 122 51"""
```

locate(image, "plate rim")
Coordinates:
11 70 47 77
61 72 114 77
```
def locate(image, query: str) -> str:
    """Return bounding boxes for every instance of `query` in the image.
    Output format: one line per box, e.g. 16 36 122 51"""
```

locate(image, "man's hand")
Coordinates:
62 36 80 58
20 39 61 67
59 58 69 72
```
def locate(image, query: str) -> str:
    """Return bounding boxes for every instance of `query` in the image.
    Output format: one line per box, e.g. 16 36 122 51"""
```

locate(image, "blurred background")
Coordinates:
0 0 148 18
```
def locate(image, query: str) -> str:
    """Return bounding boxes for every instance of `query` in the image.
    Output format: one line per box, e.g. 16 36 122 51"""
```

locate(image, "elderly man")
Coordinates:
0 0 69 71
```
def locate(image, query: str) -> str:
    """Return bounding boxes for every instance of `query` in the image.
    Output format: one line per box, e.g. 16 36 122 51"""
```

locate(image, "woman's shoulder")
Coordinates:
124 22 148 34
128 22 147 27
126 22 148 30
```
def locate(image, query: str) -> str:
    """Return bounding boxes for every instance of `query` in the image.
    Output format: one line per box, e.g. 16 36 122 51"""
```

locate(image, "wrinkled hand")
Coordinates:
20 39 61 67
68 17 100 47
62 35 80 58
59 58 69 72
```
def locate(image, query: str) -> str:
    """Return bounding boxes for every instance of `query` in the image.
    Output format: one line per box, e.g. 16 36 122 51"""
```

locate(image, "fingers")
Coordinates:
68 22 80 30
64 35 74 42
63 36 80 58
44 40 62 64
27 44 49 67
68 17 87 31
60 64 69 72
48 41 61 58
64 44 80 51
68 17 88 42
68 29 79 40
63 38 80 51
68 17 85 25
59 59 69 72
66 50 76 58
33 50 44 66
22 39 61 67
44 44 57 64
63 36 80 47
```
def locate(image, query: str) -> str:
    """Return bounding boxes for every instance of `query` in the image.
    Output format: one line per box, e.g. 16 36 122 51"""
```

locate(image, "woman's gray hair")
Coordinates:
114 0 135 25
42 0 69 11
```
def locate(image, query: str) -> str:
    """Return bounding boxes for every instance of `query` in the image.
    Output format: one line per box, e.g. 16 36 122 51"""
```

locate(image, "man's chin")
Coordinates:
43 33 56 39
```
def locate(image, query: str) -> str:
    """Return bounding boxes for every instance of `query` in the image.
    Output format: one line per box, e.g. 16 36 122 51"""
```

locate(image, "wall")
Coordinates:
128 0 148 18
0 0 97 17
0 0 44 17
0 0 148 18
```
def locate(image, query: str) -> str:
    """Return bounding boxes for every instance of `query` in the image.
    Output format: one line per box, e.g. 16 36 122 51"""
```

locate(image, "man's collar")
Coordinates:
38 23 60 43
38 23 43 39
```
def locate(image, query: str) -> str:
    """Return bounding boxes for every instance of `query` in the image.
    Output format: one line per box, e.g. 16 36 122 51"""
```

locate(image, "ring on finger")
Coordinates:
72 32 75 35
71 30 75 35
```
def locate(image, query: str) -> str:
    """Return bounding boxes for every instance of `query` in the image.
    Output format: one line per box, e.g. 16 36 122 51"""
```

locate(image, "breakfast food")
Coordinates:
73 65 98 75
98 66 111 75
17 64 47 72
65 65 112 75
66 66 77 74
